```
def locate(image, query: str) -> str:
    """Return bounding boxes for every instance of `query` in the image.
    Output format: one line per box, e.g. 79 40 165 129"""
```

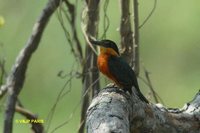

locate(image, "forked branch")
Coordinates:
2 0 61 132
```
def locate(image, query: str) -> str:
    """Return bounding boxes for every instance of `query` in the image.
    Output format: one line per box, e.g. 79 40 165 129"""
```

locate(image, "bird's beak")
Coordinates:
92 41 102 46
89 38 103 47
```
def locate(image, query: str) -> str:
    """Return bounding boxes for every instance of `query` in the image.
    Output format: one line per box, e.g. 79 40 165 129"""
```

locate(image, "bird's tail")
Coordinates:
132 87 149 103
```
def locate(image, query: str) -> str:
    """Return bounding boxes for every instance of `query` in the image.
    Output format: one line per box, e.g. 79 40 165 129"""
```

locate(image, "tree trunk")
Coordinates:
86 87 200 133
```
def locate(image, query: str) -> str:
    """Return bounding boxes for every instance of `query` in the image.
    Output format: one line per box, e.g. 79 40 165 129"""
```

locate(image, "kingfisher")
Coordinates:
91 39 149 103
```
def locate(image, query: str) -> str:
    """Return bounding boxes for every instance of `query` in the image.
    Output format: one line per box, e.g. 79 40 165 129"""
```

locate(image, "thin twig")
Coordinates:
0 58 7 99
2 0 61 132
16 101 44 133
100 0 110 39
50 77 100 133
138 76 165 105
63 0 83 64
133 0 140 76
143 67 159 103
56 8 76 57
45 70 77 132
0 59 7 85
139 0 157 29
81 15 98 55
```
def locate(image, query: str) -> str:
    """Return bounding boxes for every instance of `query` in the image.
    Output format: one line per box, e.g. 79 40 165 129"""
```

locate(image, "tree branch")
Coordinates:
0 58 6 85
2 0 61 132
139 0 157 29
15 103 44 133
0 58 7 99
133 0 140 76
143 67 159 103
63 0 83 64
100 0 110 39
79 0 100 132
120 0 134 67
86 88 200 133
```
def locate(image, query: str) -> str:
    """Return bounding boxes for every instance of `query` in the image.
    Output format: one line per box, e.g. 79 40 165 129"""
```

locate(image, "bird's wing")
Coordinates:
108 56 149 103
107 56 139 89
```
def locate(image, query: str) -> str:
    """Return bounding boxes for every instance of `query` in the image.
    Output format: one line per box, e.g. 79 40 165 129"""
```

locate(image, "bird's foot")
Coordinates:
106 83 118 88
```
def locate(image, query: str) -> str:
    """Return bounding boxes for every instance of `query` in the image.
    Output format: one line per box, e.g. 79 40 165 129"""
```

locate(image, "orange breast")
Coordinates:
97 54 118 85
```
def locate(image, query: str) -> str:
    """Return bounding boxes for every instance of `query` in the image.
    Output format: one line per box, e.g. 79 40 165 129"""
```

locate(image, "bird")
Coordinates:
91 39 149 103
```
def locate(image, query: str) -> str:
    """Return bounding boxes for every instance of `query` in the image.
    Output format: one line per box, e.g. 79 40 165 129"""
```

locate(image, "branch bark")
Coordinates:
2 0 61 132
120 0 134 67
79 0 100 132
86 88 200 133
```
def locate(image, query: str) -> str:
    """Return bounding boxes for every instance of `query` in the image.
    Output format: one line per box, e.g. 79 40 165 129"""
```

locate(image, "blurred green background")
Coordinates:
1 0 200 132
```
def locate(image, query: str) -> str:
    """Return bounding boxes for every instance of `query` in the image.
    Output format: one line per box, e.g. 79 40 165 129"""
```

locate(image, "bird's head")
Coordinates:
91 39 120 56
